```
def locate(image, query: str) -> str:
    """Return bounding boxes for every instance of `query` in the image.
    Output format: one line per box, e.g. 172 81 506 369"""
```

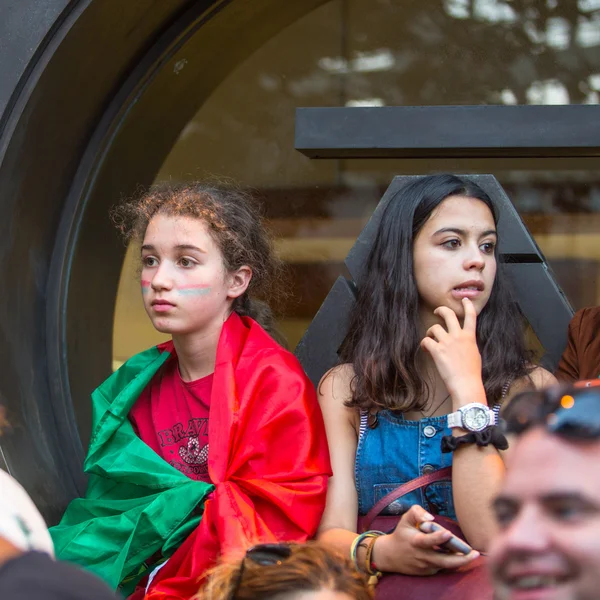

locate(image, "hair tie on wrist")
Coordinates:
441 425 508 453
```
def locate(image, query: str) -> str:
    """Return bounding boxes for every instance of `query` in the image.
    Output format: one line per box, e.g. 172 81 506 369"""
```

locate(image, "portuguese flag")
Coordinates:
50 313 331 599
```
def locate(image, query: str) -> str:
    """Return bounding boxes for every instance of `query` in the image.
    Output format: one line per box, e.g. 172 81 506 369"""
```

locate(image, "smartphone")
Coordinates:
418 521 473 555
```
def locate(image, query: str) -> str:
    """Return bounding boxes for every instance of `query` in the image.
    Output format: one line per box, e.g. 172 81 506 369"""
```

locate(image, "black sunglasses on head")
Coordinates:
503 380 600 440
229 543 292 600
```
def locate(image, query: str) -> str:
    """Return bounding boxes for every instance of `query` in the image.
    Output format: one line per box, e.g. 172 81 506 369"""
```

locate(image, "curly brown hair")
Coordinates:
111 181 285 340
197 542 374 600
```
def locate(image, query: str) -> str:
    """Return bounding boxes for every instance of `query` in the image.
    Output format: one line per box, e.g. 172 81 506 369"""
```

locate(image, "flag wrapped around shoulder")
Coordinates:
145 313 331 599
51 313 331 600
50 343 214 594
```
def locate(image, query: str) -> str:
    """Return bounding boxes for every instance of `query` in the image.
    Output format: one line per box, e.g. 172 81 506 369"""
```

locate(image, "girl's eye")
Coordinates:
142 256 158 267
442 239 461 250
480 242 496 255
179 257 196 268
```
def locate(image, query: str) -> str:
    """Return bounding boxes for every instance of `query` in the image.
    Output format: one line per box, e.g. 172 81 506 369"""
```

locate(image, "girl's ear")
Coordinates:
227 266 252 299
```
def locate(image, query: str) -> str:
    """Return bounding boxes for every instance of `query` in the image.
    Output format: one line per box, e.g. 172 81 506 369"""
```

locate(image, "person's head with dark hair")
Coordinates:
489 383 600 600
111 180 284 341
198 542 373 600
341 173 531 413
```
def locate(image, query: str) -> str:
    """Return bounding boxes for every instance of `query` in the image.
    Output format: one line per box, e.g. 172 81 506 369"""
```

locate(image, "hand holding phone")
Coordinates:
418 521 473 555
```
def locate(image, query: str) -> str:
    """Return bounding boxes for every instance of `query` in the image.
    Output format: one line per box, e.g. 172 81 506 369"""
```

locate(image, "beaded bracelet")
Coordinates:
364 535 380 575
350 530 385 586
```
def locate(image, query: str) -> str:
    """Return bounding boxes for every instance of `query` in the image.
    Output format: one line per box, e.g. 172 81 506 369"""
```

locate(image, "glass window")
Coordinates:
114 0 600 367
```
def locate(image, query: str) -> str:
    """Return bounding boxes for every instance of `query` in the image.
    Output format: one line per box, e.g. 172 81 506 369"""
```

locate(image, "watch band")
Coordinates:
447 411 463 429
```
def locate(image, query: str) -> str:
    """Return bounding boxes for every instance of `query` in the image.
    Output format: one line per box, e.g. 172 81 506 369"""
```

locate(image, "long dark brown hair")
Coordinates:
111 181 285 340
340 174 532 413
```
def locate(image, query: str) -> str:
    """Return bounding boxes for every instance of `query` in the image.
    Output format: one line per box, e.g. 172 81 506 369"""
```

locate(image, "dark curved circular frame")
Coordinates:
0 0 328 522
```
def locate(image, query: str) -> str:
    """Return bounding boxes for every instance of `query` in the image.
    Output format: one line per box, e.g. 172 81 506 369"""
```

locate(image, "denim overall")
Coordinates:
355 410 457 520
355 393 506 520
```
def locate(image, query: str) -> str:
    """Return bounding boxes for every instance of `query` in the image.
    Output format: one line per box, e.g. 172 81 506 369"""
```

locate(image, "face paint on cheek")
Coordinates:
141 280 151 295
177 285 211 297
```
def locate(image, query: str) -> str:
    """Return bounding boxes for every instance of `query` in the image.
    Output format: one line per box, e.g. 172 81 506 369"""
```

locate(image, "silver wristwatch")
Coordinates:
447 403 496 432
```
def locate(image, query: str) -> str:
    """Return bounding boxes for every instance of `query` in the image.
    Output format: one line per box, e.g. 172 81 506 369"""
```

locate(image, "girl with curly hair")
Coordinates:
50 182 331 600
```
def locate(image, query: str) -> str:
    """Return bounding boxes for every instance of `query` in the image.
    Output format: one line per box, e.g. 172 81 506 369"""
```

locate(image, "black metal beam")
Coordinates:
295 105 600 159
504 262 573 369
294 276 356 388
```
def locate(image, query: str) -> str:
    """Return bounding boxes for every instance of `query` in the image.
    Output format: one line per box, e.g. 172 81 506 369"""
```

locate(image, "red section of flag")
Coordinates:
144 313 331 600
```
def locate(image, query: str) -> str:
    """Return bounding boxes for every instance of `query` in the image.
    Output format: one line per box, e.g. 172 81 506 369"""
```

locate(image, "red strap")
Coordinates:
361 467 452 532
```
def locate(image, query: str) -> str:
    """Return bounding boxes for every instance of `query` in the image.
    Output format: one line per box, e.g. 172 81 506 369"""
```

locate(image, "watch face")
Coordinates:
463 406 489 431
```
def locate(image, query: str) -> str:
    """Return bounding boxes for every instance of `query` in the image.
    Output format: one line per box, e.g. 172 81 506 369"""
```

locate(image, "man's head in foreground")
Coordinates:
489 384 600 600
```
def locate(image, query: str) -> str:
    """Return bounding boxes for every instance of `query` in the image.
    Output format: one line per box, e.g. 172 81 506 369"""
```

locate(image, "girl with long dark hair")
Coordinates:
317 174 555 577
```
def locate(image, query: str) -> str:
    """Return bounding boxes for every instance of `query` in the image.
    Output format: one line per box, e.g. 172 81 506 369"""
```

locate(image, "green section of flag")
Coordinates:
50 345 214 592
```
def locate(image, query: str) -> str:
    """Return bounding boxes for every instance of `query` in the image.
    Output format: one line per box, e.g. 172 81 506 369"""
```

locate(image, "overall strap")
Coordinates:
361 467 452 532
493 376 514 421
358 409 369 440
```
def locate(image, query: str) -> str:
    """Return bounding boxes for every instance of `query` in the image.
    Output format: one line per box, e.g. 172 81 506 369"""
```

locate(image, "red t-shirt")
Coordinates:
129 354 213 483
